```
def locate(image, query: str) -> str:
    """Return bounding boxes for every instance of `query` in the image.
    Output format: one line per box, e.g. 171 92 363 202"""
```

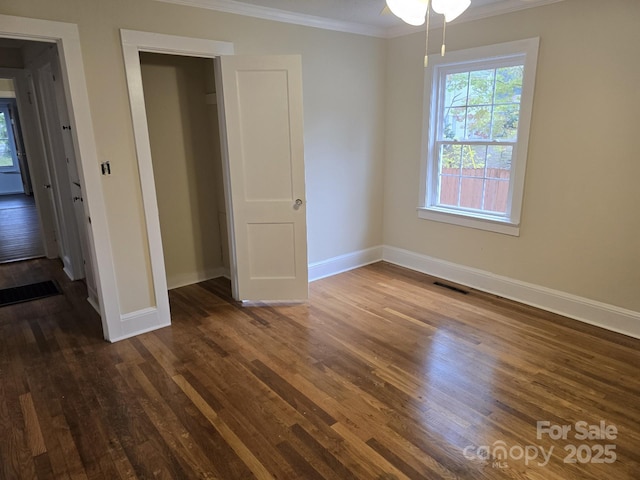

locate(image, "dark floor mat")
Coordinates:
0 280 62 307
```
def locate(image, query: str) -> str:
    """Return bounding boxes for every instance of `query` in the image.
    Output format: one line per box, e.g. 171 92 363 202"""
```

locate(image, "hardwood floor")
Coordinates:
0 258 639 479
0 194 45 264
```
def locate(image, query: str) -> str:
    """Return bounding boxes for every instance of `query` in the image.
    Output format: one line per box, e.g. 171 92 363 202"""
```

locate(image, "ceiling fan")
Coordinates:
384 0 471 26
382 0 472 66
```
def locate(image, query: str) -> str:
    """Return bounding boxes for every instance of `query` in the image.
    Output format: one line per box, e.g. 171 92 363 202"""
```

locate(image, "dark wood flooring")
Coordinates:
0 194 45 264
0 258 639 479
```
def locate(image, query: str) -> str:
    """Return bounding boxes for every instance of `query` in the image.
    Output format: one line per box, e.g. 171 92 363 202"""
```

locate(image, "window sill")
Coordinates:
417 207 520 236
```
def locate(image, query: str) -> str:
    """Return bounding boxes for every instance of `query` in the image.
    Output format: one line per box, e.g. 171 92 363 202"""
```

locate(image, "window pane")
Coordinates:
438 175 460 207
441 144 462 170
465 106 491 140
461 145 486 177
483 179 509 214
443 107 466 140
439 144 462 207
487 145 513 177
0 112 13 168
495 66 523 104
468 69 495 106
459 178 484 210
492 104 520 140
0 144 11 167
444 72 468 108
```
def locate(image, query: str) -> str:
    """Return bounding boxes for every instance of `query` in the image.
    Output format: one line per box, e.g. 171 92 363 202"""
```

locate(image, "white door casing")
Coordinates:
120 30 234 337
216 55 308 301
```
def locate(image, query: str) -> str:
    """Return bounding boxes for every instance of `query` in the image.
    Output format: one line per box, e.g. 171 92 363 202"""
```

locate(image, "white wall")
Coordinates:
383 0 640 313
0 0 387 315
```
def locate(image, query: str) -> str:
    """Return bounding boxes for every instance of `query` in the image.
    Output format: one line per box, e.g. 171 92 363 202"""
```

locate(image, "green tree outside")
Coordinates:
439 65 523 171
0 110 14 167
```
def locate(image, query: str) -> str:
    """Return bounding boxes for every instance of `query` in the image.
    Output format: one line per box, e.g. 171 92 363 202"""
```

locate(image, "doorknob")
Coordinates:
44 184 51 189
294 198 303 210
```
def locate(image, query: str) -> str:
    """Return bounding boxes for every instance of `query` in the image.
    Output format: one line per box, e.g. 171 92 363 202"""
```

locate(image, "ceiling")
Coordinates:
157 0 564 37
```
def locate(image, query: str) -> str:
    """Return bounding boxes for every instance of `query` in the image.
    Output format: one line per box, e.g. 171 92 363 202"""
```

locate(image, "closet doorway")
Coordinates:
139 52 230 291
122 30 308 339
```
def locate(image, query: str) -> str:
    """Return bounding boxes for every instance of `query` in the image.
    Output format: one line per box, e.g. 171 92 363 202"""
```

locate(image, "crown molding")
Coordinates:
153 0 387 37
152 0 565 39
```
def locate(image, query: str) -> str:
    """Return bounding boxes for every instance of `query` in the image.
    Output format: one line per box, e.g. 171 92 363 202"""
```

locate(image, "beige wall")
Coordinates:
0 0 387 314
384 0 640 311
140 53 223 289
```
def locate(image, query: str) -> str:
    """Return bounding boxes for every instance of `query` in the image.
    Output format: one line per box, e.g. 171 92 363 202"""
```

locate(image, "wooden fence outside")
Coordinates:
440 168 510 213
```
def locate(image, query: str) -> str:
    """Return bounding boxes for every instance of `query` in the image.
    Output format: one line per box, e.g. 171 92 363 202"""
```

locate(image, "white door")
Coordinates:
50 55 95 296
216 55 308 302
35 61 84 280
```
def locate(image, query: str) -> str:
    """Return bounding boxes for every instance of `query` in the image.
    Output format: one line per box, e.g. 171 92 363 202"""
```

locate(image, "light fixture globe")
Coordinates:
431 0 471 22
386 0 429 26
386 0 473 66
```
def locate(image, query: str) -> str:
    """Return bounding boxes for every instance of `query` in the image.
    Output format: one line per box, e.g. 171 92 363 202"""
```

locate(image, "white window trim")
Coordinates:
419 38 540 237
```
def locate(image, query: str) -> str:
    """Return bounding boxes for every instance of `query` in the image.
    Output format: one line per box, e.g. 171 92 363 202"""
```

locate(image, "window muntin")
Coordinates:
421 39 539 235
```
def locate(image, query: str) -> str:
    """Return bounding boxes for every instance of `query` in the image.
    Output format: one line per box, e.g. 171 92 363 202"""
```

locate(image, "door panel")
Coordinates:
247 223 296 278
216 55 308 301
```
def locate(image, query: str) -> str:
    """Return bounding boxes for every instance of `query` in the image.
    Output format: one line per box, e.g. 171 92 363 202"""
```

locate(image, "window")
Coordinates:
0 105 19 172
419 38 539 236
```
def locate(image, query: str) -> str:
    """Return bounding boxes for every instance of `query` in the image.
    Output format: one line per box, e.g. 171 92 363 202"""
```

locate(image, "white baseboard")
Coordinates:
87 284 99 310
87 294 100 315
109 307 170 343
382 245 640 340
106 245 640 341
107 268 230 342
62 263 73 281
167 267 229 290
309 246 383 282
